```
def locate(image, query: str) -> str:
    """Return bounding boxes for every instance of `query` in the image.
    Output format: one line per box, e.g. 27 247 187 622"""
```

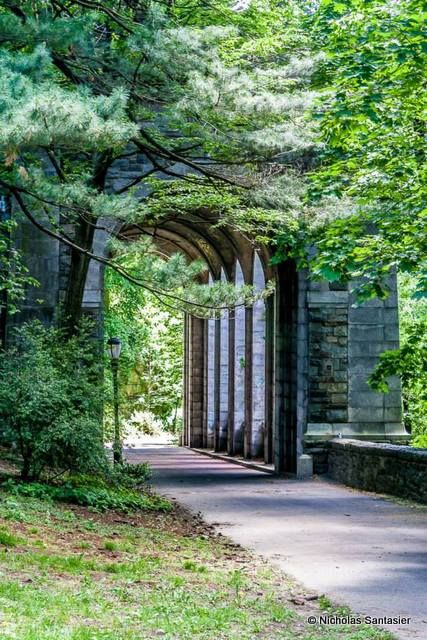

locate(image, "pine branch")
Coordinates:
6 183 248 314
134 133 248 188
66 0 134 33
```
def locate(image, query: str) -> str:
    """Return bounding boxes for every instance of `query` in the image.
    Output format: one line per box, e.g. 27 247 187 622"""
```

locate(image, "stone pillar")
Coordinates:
304 276 408 448
251 253 266 458
205 317 216 448
8 216 60 335
243 304 253 458
216 310 229 451
185 316 205 448
81 226 112 335
232 263 246 455
227 307 236 455
347 285 406 440
182 315 190 446
273 261 298 473
263 294 274 464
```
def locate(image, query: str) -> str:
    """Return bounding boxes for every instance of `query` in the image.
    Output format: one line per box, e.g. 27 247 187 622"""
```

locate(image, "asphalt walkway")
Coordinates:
127 445 427 640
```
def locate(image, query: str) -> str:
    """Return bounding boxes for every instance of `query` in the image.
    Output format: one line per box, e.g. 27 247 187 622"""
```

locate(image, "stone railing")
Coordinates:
328 439 427 504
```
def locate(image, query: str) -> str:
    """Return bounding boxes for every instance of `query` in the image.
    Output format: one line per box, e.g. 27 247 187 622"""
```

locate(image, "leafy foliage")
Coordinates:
2 478 170 513
308 0 427 298
105 266 184 435
0 320 106 481
106 462 152 488
0 0 315 326
0 218 39 315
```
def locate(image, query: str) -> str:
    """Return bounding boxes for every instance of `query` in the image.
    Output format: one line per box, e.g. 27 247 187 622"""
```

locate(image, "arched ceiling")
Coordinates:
120 209 275 284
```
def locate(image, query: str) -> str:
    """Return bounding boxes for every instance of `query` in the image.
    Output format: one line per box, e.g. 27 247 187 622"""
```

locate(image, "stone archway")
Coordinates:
11 153 407 475
117 213 283 465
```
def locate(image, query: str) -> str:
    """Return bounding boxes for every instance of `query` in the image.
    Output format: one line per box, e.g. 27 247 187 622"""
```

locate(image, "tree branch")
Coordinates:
7 185 249 314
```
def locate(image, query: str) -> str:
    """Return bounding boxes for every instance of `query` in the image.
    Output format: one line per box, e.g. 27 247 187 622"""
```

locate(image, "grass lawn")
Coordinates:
0 489 395 640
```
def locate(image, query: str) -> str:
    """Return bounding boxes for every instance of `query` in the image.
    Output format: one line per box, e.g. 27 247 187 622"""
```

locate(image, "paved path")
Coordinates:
127 445 427 640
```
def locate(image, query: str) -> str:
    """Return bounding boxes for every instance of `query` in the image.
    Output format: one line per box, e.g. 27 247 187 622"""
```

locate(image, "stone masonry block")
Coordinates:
349 357 381 373
349 308 384 323
348 407 384 422
348 374 372 392
349 391 384 408
326 408 348 422
384 406 402 422
308 291 349 305
349 325 384 342
384 325 400 341
349 342 389 357
384 391 402 407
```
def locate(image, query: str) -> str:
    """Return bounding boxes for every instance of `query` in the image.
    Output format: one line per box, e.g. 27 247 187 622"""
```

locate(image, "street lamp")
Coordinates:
107 336 122 465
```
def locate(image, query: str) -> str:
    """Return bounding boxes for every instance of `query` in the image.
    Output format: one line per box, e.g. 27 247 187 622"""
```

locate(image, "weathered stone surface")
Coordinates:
328 439 427 504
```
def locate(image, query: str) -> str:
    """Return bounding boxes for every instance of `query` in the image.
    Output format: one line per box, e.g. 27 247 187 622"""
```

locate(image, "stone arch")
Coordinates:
11 153 406 478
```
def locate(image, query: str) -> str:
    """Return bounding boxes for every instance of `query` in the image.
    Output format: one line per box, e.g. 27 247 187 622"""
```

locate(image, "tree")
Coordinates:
306 0 427 299
0 0 315 332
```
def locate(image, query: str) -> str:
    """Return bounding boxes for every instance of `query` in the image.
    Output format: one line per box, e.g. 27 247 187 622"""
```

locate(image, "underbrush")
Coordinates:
1 477 170 512
0 459 168 513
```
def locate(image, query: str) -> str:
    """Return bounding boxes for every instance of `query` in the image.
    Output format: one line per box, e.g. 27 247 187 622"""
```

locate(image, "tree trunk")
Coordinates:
61 217 96 336
21 457 31 482
60 151 112 336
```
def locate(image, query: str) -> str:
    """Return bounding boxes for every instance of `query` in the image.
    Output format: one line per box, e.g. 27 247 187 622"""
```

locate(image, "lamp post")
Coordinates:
107 337 122 465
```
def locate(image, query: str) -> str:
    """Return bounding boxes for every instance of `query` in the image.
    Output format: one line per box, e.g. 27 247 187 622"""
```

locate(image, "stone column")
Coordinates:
233 306 246 455
251 253 266 458
232 261 246 455
243 304 253 458
206 318 216 449
216 311 229 451
182 315 190 446
263 294 274 463
186 316 205 448
273 261 298 473
303 275 408 452
227 308 236 454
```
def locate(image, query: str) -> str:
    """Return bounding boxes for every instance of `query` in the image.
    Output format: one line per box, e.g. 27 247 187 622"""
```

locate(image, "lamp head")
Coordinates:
107 336 121 360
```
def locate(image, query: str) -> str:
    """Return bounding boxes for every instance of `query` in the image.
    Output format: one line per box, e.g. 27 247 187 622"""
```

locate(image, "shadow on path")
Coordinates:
127 445 427 640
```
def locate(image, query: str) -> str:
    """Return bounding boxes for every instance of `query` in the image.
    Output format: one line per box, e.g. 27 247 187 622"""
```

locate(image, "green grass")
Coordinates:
0 490 396 640
0 525 20 547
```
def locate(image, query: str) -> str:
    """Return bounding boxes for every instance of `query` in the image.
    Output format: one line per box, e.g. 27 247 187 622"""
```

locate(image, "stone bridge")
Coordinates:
7 153 409 475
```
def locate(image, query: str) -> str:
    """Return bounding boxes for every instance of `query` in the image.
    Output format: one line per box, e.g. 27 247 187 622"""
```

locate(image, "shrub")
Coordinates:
0 320 107 481
106 462 152 488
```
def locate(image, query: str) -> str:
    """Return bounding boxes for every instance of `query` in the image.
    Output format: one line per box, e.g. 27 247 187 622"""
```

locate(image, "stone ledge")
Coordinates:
328 438 426 463
304 422 409 442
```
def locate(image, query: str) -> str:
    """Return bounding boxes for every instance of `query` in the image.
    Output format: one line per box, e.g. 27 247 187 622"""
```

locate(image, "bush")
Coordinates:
0 320 107 481
1 478 171 513
107 462 152 488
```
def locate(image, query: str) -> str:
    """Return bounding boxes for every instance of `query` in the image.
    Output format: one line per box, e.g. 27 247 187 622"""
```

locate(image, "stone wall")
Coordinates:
328 439 427 503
